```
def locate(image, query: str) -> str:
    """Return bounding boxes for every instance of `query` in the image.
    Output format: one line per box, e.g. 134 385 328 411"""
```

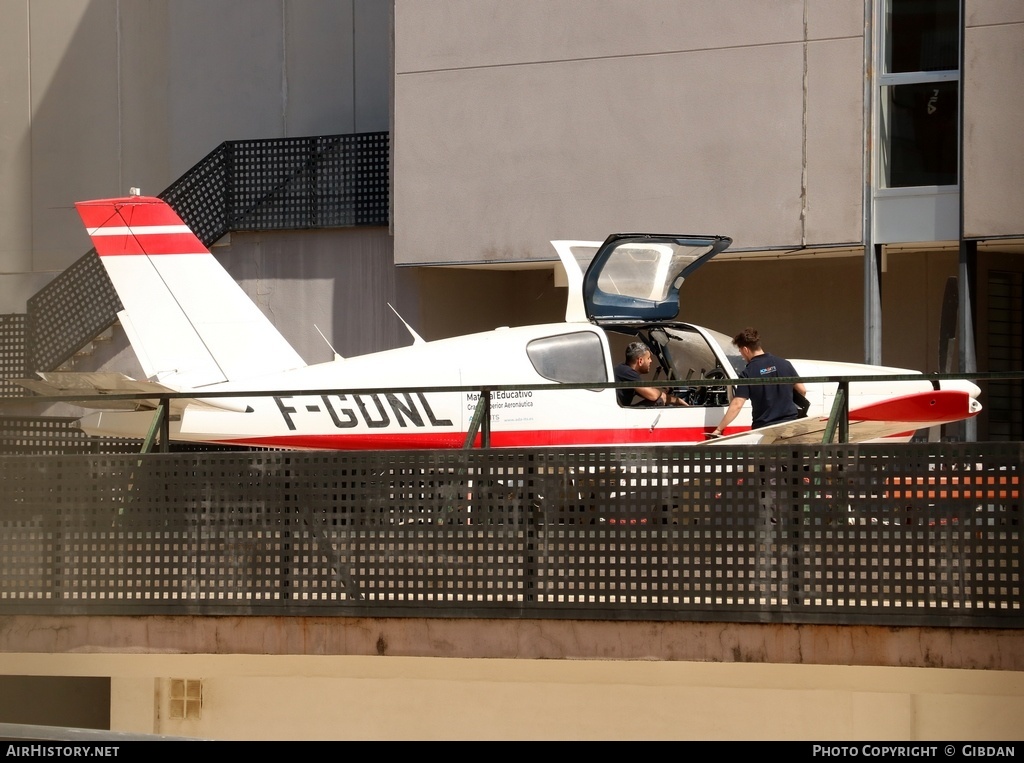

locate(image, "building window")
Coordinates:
878 0 960 188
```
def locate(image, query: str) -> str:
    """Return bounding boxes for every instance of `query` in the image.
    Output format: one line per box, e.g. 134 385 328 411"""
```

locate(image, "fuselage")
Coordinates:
78 321 981 449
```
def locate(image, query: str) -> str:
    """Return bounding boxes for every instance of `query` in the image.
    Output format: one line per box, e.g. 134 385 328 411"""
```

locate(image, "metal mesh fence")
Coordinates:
0 441 1019 625
0 315 28 398
0 417 264 457
26 252 123 375
160 145 231 244
226 134 389 230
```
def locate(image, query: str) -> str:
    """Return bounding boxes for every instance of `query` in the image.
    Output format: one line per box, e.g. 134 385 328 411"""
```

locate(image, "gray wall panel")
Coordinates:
120 1 171 199
805 0 864 40
285 1 355 135
214 228 416 363
963 19 1024 238
0 0 32 274
393 2 872 265
166 0 287 173
353 0 392 133
395 43 808 264
395 0 806 72
966 0 1024 26
29 0 121 272
804 38 864 246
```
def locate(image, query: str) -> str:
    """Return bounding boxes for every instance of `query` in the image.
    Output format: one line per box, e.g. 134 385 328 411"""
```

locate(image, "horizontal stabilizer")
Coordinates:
13 372 252 414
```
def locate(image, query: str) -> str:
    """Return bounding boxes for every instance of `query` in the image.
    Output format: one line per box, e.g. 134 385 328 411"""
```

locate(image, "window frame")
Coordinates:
875 0 961 192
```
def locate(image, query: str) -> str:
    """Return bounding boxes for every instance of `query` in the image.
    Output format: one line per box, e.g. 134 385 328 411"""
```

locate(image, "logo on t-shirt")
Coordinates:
758 365 777 376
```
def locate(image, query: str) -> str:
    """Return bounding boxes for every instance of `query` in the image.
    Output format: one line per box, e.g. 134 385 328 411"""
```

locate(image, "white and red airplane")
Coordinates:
19 195 981 450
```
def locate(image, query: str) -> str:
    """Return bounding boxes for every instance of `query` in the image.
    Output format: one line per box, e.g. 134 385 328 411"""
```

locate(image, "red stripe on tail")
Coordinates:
75 197 208 257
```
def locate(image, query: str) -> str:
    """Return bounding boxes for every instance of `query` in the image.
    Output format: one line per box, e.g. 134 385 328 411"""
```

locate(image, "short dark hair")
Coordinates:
625 341 650 363
731 327 761 351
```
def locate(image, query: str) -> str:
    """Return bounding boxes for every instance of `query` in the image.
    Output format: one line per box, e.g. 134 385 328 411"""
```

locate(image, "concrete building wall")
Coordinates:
391 0 1024 379
27 0 122 274
393 0 867 266
83 657 1024 740
963 2 1024 238
0 1 33 277
2 617 1022 740
0 0 391 313
217 227 419 362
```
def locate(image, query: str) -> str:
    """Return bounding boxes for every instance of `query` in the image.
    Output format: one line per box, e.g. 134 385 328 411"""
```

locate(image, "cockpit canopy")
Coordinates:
553 234 732 324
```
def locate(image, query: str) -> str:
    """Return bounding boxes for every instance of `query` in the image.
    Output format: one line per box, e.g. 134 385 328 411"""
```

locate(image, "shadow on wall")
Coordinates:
416 266 565 341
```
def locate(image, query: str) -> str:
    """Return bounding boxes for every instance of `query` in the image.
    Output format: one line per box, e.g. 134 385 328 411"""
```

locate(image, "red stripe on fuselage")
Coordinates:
195 420 922 451
208 426 724 451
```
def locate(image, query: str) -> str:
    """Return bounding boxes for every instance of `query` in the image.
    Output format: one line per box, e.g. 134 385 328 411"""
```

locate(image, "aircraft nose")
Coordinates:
940 378 981 399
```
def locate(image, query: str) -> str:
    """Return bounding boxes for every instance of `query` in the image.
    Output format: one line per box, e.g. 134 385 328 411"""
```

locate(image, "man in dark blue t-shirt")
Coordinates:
711 327 806 435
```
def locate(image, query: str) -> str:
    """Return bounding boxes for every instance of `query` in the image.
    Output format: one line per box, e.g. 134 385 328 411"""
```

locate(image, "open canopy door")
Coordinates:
582 234 732 323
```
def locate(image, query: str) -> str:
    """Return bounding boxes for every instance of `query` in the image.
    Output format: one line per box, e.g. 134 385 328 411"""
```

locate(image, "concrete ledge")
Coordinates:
1 616 1021 671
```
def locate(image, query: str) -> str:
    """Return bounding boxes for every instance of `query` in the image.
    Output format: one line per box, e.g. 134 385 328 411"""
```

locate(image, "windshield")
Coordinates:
707 328 746 375
583 234 732 322
596 242 712 303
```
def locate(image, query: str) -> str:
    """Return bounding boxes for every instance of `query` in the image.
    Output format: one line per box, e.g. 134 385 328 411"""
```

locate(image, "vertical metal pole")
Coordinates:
481 389 491 448
822 381 850 445
957 0 977 442
959 240 978 442
863 1 882 366
159 397 170 452
865 244 883 365
463 391 493 449
141 400 168 454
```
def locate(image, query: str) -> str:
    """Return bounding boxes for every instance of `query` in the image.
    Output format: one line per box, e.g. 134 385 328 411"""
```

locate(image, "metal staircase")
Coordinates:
21 131 389 381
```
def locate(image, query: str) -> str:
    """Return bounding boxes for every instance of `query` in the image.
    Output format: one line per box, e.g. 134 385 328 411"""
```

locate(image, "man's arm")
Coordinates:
615 365 687 406
635 386 688 406
783 359 806 396
634 385 664 404
711 394 747 435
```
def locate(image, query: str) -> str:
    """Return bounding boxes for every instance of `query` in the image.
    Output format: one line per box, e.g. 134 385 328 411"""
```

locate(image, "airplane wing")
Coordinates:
12 372 250 413
708 389 982 446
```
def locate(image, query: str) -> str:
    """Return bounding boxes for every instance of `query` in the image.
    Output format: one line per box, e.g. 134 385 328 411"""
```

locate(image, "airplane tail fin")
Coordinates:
75 196 306 388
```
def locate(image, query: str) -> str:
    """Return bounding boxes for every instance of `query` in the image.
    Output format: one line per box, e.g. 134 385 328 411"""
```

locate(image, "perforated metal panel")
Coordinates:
161 145 231 245
0 315 27 398
17 132 390 380
986 270 1023 439
26 252 123 375
0 416 142 456
227 134 389 230
0 442 1019 625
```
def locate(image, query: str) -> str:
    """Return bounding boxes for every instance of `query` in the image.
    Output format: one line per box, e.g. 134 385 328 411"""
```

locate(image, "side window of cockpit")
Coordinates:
526 332 607 384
